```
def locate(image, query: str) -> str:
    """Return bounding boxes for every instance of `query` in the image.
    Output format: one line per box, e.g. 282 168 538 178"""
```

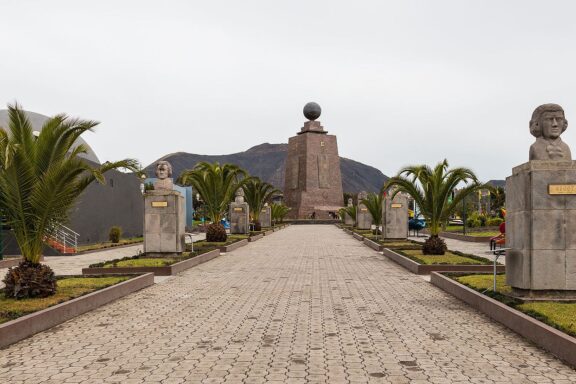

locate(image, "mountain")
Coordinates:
145 143 388 193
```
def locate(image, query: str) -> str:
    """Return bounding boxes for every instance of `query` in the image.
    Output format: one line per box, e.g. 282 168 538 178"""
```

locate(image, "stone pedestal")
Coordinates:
382 195 409 239
506 161 576 296
230 201 249 234
144 190 185 256
356 203 372 230
344 212 354 226
260 206 271 228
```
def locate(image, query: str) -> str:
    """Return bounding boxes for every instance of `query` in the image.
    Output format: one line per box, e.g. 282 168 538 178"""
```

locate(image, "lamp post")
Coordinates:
140 174 146 195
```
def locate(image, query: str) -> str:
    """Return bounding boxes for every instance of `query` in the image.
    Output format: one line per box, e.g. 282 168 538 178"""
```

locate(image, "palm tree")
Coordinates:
384 159 483 254
361 192 383 239
271 203 290 225
178 162 248 241
242 178 279 230
0 103 140 298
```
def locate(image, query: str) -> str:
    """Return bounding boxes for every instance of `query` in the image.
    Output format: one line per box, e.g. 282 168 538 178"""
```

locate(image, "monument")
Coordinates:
344 198 355 225
382 193 409 239
144 160 185 256
260 204 271 228
506 103 576 297
356 191 372 230
284 102 344 219
230 188 249 234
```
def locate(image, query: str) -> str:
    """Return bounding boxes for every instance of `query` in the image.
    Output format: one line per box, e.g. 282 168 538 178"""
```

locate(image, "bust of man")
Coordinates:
154 160 174 191
235 188 245 203
347 198 353 207
529 104 572 161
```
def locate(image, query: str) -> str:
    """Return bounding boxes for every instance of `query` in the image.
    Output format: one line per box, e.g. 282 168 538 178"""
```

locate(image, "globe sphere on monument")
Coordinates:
303 102 321 121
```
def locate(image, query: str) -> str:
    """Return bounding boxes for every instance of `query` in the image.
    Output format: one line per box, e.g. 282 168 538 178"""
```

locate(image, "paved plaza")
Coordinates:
0 225 575 383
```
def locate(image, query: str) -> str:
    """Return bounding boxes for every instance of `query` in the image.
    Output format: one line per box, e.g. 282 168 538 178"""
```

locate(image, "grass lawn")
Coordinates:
76 237 143 252
105 258 177 268
90 248 218 268
0 276 130 324
443 226 499 237
454 274 576 337
194 235 248 247
400 249 492 265
467 231 499 237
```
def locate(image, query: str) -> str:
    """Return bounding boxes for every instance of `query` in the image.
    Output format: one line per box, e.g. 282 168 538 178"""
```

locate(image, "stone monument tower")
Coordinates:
506 103 576 297
284 102 344 219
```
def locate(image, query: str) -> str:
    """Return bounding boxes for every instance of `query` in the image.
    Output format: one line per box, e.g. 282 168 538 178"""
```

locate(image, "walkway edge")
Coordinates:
430 272 576 368
0 273 154 349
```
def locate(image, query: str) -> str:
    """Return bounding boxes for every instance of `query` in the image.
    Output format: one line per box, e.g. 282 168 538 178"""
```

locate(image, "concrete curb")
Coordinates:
82 249 221 276
249 233 264 242
0 273 154 349
430 272 576 368
381 248 505 275
441 232 492 243
220 239 248 253
363 238 383 251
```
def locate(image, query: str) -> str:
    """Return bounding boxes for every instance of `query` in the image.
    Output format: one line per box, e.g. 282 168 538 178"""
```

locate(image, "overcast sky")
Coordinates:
1 0 575 181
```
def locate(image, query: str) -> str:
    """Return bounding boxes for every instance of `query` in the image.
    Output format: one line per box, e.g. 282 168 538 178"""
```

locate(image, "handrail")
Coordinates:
46 223 79 253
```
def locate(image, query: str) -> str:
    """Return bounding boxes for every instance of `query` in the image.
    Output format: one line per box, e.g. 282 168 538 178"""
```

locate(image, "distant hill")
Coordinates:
145 143 388 193
487 180 506 189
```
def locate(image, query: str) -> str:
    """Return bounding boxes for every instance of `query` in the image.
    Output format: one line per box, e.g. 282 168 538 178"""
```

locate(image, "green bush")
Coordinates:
466 217 481 228
487 217 504 226
108 226 122 243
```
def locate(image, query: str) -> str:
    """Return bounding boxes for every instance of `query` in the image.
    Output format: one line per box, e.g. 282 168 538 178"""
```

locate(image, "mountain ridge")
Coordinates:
145 143 388 193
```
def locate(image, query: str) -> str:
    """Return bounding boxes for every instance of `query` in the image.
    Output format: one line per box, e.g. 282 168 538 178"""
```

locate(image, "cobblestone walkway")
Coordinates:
1 226 574 383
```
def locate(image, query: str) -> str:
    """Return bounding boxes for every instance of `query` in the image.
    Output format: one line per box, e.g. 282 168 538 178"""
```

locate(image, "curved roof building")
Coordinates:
0 109 101 164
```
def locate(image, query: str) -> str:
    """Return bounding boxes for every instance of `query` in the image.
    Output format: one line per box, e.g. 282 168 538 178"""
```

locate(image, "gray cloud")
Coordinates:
1 0 575 181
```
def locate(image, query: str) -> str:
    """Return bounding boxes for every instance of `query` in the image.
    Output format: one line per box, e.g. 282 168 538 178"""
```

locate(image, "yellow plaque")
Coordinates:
391 203 403 208
233 207 244 212
152 201 168 207
548 184 576 195
360 208 368 212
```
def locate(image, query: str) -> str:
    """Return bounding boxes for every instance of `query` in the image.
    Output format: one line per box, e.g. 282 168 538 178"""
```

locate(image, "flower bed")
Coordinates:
431 272 576 367
0 273 153 348
363 237 422 252
193 235 248 253
82 247 220 276
381 248 503 275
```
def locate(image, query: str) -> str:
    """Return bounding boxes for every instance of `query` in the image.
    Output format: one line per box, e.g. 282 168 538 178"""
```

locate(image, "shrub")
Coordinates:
3 261 57 299
206 223 227 242
466 217 481 228
487 217 504 226
109 226 122 243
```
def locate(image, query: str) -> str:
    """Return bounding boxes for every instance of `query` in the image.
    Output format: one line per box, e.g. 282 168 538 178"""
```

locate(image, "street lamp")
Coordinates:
140 174 146 195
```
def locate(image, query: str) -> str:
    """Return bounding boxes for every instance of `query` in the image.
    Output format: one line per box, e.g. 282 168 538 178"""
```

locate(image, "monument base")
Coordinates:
144 252 181 258
382 195 409 239
144 190 185 255
506 160 576 292
509 288 576 301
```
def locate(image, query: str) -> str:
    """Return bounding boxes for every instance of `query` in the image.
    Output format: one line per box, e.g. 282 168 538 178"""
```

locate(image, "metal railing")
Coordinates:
47 223 80 254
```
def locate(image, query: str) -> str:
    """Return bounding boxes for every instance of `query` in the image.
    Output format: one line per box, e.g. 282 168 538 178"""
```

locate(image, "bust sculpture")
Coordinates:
358 191 368 201
235 188 245 203
529 104 572 161
154 160 174 190
347 197 353 207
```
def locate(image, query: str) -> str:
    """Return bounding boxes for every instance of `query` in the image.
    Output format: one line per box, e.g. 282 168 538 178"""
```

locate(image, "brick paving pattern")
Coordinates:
0 225 574 383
